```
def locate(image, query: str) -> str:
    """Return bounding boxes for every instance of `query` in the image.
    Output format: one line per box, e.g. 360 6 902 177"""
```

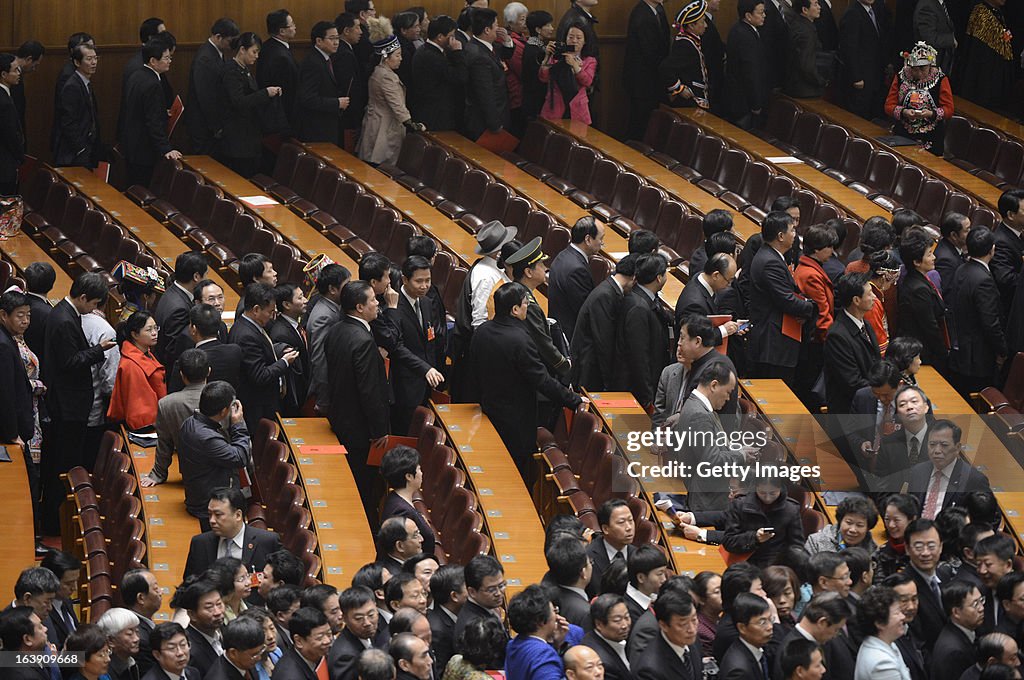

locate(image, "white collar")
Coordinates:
144 64 162 78
844 309 865 330
0 83 9 97
226 523 246 548
692 389 715 414
174 281 194 298
932 458 957 478
905 424 927 446
315 46 333 61
63 297 81 316
637 285 657 301
570 243 590 260
952 621 976 643
473 36 494 51
626 584 652 610
794 623 817 641
196 337 218 347
441 604 458 622
347 314 371 333
610 277 624 294
273 36 291 48
281 314 301 330
660 631 692 661
604 540 627 563
208 38 224 55
401 286 421 309
596 630 627 653
562 585 589 601
739 637 764 662
76 70 91 86
162 668 183 680
427 39 444 52
242 313 267 333
697 273 715 298
969 257 990 271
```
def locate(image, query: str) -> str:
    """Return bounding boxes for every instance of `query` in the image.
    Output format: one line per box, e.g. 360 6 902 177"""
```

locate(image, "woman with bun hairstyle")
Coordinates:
107 310 166 430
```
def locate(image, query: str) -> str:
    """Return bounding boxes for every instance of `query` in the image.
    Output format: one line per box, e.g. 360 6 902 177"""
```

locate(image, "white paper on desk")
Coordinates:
608 251 629 259
766 156 804 164
239 195 280 207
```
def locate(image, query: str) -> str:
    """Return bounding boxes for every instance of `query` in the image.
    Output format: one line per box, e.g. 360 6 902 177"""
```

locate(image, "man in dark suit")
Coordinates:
913 0 955 74
0 606 57 680
629 590 703 680
206 616 265 680
934 212 969 301
119 40 182 188
118 19 166 135
273 607 333 680
904 519 949 648
257 9 300 133
816 0 840 49
548 219 605 345
168 304 242 393
674 253 740 343
176 578 227 677
228 283 300 433
763 0 791 88
428 565 467 674
867 384 931 490
410 16 467 132
470 282 583 477
268 283 310 418
613 253 672 411
884 573 929 680
463 8 511 140
0 54 25 196
773 592 852 679
586 500 635 598
581 595 633 680
39 551 81 651
325 281 392 516
571 256 636 392
454 556 510 643
725 0 771 129
930 581 984 680
908 420 992 519
53 44 104 168
334 13 368 150
839 0 891 120
182 487 282 579
39 273 115 535
296 21 348 144
824 272 881 414
122 569 162 677
140 621 201 680
11 41 43 145
153 251 208 369
749 211 817 383
993 189 1024 321
184 18 237 153
547 536 593 630
22 263 55 364
701 0 728 115
950 228 1007 398
786 0 826 98
329 586 390 680
623 0 670 140
716 593 775 680
509 238 571 385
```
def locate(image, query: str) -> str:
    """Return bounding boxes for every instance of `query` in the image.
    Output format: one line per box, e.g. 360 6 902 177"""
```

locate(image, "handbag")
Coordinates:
0 194 24 239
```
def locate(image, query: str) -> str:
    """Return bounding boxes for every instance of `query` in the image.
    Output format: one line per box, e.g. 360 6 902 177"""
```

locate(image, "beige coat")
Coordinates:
358 63 411 165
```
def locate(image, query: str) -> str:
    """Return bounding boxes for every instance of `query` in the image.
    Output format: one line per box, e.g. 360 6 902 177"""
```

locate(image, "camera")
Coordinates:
551 42 573 57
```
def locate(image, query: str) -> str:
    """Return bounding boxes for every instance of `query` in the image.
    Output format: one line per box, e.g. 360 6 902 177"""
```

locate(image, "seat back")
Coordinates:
42 182 73 225
168 170 201 213
292 155 325 200
914 179 950 225
522 210 553 244
346 193 382 234
386 221 417 263
477 182 511 223
714 149 749 192
674 214 704 261
837 138 872 181
274 144 305 186
993 140 1024 186
456 170 490 214
190 184 221 230
691 135 725 177
653 200 687 250
442 267 467 318
58 195 91 242
813 124 849 169
516 121 550 164
330 180 363 225
892 164 925 207
965 127 1001 171
970 205 997 229
587 159 619 203
763 175 796 210
149 158 180 198
737 161 771 207
209 198 242 245
943 192 973 219
564 144 597 187
396 134 428 176
764 98 800 142
643 109 676 151
631 185 665 229
431 250 454 297
564 411 602 472
863 151 899 195
589 256 612 287
790 113 823 155
610 172 643 214
943 116 973 161
502 196 532 229
438 158 470 199
540 133 574 177
310 167 344 212
665 121 703 167
367 207 399 249
542 225 571 257
419 144 450 187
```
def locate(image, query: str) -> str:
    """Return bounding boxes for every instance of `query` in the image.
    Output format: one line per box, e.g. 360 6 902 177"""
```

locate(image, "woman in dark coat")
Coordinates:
379 444 437 556
896 226 949 373
216 32 281 178
722 476 804 568
660 0 711 109
954 0 1014 109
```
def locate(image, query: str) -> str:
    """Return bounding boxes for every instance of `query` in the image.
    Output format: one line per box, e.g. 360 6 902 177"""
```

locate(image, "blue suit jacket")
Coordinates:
505 625 584 680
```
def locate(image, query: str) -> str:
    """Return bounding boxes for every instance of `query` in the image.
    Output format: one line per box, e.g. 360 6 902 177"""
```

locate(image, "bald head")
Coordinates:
565 646 604 680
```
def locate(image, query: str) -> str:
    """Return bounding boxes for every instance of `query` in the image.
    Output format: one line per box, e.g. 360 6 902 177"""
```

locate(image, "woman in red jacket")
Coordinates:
108 310 166 430
793 223 838 410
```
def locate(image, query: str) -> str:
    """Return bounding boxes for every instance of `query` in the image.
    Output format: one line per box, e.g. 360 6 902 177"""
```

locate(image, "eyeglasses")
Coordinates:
910 542 940 552
324 35 342 41
967 596 986 610
481 582 507 595
752 617 773 628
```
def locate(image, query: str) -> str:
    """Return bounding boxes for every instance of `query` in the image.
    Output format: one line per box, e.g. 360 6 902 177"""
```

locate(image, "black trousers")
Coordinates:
40 419 88 535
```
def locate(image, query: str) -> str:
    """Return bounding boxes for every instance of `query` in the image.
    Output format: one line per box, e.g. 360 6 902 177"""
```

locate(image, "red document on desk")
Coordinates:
299 445 347 455
368 436 418 466
593 398 641 409
476 129 519 154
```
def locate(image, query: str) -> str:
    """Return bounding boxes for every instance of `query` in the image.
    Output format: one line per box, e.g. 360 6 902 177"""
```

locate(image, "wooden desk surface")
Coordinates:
0 438 39 603
954 98 1024 142
586 392 728 574
181 157 361 278
280 418 376 588
431 403 547 596
427 132 685 306
55 167 240 312
793 98 1002 209
1 231 72 299
673 107 891 224
545 119 761 244
127 435 197 620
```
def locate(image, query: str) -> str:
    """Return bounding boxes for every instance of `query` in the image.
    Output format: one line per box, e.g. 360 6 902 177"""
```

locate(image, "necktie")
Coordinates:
612 550 625 564
867 6 879 33
924 276 952 350
414 298 424 330
859 323 872 346
681 649 693 678
258 324 287 398
908 436 920 465
219 537 235 559
923 471 942 519
759 653 771 680
299 326 308 350
873 400 894 451
930 577 941 603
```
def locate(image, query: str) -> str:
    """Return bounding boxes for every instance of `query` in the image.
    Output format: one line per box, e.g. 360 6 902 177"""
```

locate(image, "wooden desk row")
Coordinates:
0 437 40 604
55 166 240 314
586 392 728 575
794 98 1003 210
672 107 892 224
953 97 1024 144
279 418 377 589
431 403 548 596
1 231 73 299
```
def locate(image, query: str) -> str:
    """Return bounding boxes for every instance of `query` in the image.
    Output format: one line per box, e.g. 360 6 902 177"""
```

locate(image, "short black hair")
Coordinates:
883 493 921 522
891 208 924 237
70 272 108 303
407 235 438 259
378 517 412 557
761 210 794 243
635 253 667 286
545 536 588 586
209 487 246 514
16 40 44 60
732 592 770 625
507 584 552 635
173 251 209 284
721 562 762 612
966 226 995 258
266 584 302 615
198 380 235 417
267 9 292 35
24 262 55 295
456 617 507 668
941 579 978 616
120 570 152 609
303 584 340 613
289 606 329 639
596 498 629 528
189 303 222 339
680 313 716 347
464 555 503 590
316 263 351 294
149 622 187 654
192 279 219 303
178 348 210 383
627 544 667 587
781 638 822 678
571 216 599 244
958 523 994 559
494 282 529 318
997 188 1024 219
615 253 638 277
803 223 838 255
905 517 940 543
359 252 392 284
172 577 222 612
393 12 420 33
238 253 270 286
809 551 846 586
0 290 28 314
842 546 872 585
211 17 241 37
243 281 274 312
341 280 374 313
704 251 734 278
380 446 420 489
274 283 300 313
313 20 338 42
965 491 1001 529
866 359 902 389
698 361 734 388
384 572 419 610
430 565 466 608
471 8 499 36
14 567 59 599
940 212 969 239
702 209 733 238
222 615 265 651
705 231 738 259
401 256 432 280
266 550 305 587
737 0 766 19
526 10 554 36
64 624 109 661
836 496 878 528
0 606 38 651
995 571 1024 605
886 336 924 372
835 271 872 309
974 533 1016 562
653 590 695 622
66 32 93 54
352 563 387 594
929 418 962 445
427 15 458 39
801 591 852 625
898 226 936 267
338 585 374 612
590 593 627 625
628 230 660 255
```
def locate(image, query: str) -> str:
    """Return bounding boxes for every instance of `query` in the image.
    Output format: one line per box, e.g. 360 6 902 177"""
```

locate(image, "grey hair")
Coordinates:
96 608 140 635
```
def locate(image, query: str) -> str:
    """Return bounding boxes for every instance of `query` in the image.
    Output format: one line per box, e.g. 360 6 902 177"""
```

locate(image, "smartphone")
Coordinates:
761 527 775 533
737 322 752 333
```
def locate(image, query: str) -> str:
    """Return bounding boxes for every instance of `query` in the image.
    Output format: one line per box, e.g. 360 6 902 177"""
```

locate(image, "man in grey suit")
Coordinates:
305 263 350 412
143 349 209 487
652 342 687 428
671 362 747 512
913 0 956 74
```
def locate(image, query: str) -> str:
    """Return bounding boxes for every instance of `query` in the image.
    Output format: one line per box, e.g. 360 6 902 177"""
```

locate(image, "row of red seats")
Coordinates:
945 116 1024 191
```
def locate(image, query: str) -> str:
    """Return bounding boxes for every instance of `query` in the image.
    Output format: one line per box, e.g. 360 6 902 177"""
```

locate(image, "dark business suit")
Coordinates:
384 293 446 436
682 350 739 415
153 283 195 369
228 315 292 433
895 631 928 680
991 222 1024 318
0 85 25 194
908 566 949 648
54 72 102 168
930 622 976 680
381 491 436 556
409 42 466 132
824 311 880 414
718 638 769 680
548 245 593 344
324 316 391 506
179 413 250 520
748 245 816 380
185 40 226 153
454 600 508 646
120 65 173 188
571 277 626 391
182 524 283 579
44 598 79 650
631 631 703 680
0 325 34 444
328 626 388 680
205 656 247 680
581 631 633 680
674 391 744 512
839 0 891 120
140 666 199 680
185 625 220 677
786 14 826 98
702 13 727 115
271 648 318 680
296 49 341 143
463 37 510 140
897 268 949 372
168 339 243 393
933 238 964 302
909 459 991 516
216 59 271 177
334 41 369 137
256 37 299 134
556 586 592 629
950 260 1006 395
913 0 956 74
613 287 672 409
816 0 840 49
674 276 726 345
134 616 155 677
623 1 670 140
763 0 791 88
429 606 458 674
24 294 52 365
585 538 631 599
725 21 770 128
268 316 310 418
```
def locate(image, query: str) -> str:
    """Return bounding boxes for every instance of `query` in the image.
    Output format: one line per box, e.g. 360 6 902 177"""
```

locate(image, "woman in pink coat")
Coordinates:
537 22 597 124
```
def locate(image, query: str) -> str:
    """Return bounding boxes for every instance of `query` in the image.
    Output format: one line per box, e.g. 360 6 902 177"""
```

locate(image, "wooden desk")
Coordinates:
792 98 1003 209
55 167 240 313
545 119 762 243
0 439 39 603
431 403 546 596
280 418 376 588
426 132 685 305
586 392 728 574
1 231 72 299
181 157 361 278
954 98 1024 142
673 107 891 223
127 434 197 621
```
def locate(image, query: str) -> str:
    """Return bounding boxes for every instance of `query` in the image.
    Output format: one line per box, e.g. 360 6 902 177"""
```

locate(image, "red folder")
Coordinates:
368 435 418 466
476 129 519 154
167 95 184 137
709 314 731 355
299 445 347 455
782 292 809 342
